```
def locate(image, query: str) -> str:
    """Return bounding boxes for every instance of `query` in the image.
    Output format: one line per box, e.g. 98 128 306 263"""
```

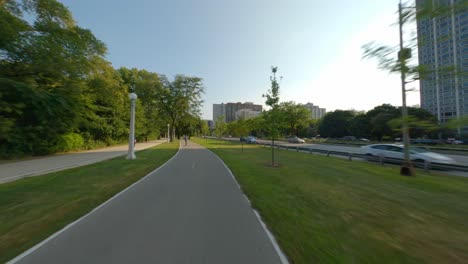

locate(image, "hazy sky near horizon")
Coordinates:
59 0 420 119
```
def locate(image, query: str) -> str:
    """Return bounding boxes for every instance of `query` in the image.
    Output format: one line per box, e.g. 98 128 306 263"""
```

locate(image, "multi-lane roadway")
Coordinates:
223 137 468 168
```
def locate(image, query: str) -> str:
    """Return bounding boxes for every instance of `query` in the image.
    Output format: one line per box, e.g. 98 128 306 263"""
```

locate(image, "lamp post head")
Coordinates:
129 93 138 100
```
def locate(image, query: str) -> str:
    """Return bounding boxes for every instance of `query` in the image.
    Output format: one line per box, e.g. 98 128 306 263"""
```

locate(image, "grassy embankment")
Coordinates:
0 141 179 263
193 137 468 264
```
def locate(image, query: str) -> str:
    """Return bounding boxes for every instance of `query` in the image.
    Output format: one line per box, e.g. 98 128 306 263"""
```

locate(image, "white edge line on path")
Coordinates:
204 147 290 264
7 142 181 264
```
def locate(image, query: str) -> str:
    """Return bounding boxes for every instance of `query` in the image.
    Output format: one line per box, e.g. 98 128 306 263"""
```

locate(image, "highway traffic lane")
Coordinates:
260 140 468 177
12 142 283 264
250 139 468 166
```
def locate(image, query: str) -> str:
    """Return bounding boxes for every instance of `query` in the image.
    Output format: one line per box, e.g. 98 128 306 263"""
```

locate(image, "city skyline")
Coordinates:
213 102 262 123
211 101 325 123
57 0 420 120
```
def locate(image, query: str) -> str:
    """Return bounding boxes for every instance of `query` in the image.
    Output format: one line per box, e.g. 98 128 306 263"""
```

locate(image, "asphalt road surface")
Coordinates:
0 140 164 184
10 142 284 264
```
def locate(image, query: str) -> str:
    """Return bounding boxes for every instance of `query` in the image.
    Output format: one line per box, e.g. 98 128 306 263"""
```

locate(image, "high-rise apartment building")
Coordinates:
416 0 468 126
303 103 326 119
235 109 261 120
213 103 226 123
225 102 262 123
213 102 263 123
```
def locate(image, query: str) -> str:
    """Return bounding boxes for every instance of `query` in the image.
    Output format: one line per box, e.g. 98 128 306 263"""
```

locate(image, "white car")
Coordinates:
245 136 257 144
361 144 455 165
287 136 305 144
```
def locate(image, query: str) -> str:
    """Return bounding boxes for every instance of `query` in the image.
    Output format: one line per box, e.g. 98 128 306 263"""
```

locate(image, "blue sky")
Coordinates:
59 0 420 119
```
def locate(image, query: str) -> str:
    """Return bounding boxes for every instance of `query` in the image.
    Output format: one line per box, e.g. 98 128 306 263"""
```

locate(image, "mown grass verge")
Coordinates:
193 137 468 264
0 141 179 263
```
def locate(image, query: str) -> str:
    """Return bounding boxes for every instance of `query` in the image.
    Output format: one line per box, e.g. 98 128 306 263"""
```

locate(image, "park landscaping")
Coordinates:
193 137 468 264
0 141 179 263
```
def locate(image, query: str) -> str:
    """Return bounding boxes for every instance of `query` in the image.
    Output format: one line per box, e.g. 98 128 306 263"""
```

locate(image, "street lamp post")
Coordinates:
127 93 137 160
167 124 170 142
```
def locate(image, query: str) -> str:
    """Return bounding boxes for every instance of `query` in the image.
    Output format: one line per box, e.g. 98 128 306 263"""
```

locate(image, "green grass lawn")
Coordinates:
0 141 179 263
193 137 468 264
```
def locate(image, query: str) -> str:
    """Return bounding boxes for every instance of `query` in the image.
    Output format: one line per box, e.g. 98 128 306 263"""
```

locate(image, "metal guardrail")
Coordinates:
311 141 468 154
206 137 468 173
257 142 468 173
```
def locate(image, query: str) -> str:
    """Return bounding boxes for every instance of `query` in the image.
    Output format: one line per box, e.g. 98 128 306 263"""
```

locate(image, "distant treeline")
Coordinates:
218 103 447 141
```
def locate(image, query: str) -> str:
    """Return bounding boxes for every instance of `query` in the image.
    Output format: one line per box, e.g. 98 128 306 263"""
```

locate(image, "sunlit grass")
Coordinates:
0 141 179 263
193 137 468 264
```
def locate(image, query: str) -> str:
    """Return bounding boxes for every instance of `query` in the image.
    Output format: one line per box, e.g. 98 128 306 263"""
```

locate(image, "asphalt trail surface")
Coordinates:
0 140 164 184
11 142 282 264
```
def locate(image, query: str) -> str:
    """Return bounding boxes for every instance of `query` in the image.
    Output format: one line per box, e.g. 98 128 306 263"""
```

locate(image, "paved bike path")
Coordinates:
11 142 284 264
0 140 164 184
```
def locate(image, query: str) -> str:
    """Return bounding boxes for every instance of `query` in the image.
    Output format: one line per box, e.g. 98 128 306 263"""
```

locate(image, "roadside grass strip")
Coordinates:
193 137 468 264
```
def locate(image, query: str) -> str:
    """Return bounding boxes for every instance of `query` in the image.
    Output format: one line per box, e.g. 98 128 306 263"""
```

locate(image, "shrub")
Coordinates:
55 133 84 152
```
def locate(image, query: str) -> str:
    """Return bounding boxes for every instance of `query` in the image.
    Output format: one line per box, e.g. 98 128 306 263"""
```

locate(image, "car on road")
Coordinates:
361 144 455 165
446 138 464 144
244 136 257 144
287 136 305 144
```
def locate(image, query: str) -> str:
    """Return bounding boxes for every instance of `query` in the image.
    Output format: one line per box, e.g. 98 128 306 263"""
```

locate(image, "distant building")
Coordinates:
213 103 226 123
416 0 468 127
225 102 262 123
235 109 261 120
319 108 326 118
303 103 326 119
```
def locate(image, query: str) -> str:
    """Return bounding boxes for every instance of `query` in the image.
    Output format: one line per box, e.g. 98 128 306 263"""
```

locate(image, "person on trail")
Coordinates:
184 135 188 146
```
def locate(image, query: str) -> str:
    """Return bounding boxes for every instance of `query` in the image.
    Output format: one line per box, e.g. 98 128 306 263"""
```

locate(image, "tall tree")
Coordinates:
0 0 106 155
80 57 128 145
214 115 227 138
157 75 204 141
279 101 310 136
318 110 355 138
348 113 370 139
366 104 400 141
118 67 164 141
199 119 209 137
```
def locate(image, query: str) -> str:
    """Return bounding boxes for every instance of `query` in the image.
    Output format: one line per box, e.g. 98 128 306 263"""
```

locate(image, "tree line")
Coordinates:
215 103 448 141
0 0 204 157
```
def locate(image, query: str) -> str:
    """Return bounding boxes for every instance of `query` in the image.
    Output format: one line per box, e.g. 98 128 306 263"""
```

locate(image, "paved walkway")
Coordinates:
10 141 284 264
0 140 165 184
